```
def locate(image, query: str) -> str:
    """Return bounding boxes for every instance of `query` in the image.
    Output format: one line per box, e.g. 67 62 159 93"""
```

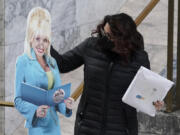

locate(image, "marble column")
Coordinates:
0 0 5 134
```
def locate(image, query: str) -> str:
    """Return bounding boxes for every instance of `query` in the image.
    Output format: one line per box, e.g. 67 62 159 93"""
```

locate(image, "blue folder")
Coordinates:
20 82 71 106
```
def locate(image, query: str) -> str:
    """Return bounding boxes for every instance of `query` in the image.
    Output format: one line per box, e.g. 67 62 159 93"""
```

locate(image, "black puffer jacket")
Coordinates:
51 37 150 135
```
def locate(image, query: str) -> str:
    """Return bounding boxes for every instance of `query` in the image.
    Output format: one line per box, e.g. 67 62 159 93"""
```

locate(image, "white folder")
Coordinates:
122 66 174 117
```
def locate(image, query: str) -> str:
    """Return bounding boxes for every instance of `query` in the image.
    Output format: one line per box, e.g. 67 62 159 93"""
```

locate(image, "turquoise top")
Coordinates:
46 71 54 90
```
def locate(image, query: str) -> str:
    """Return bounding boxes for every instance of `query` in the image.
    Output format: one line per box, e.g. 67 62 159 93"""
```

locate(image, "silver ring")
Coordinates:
41 109 45 115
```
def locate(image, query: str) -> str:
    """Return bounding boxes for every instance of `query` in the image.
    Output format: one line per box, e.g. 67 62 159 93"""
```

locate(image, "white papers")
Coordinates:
122 66 174 117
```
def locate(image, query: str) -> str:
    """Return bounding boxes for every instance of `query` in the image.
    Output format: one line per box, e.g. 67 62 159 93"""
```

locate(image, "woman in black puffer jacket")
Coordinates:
51 13 150 135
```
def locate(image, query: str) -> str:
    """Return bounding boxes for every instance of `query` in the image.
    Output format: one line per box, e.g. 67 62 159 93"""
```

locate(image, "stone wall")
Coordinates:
138 111 180 135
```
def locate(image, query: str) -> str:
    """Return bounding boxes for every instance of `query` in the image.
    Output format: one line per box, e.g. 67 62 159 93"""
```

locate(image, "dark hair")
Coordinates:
92 13 144 61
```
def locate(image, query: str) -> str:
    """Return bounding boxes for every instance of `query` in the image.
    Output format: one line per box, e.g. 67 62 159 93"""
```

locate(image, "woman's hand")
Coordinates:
153 100 164 111
64 97 74 110
53 89 65 103
36 105 49 118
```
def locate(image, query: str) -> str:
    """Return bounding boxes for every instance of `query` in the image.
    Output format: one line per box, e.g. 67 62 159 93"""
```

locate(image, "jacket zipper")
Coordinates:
100 61 114 135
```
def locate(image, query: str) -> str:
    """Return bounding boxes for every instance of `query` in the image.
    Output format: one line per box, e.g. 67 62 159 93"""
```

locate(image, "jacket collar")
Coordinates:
31 48 37 60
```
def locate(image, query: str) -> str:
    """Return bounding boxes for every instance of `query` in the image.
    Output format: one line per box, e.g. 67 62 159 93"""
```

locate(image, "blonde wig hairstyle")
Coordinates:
24 7 52 59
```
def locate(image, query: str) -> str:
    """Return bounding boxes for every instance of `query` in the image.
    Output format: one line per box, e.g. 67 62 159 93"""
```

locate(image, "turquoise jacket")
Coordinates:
14 49 72 135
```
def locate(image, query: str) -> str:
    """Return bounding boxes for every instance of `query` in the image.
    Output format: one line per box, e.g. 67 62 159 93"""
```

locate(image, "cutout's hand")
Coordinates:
53 89 65 103
36 105 49 118
64 97 74 110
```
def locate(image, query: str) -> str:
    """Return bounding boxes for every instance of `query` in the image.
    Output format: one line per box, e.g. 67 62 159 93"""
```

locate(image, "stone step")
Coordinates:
138 110 180 135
